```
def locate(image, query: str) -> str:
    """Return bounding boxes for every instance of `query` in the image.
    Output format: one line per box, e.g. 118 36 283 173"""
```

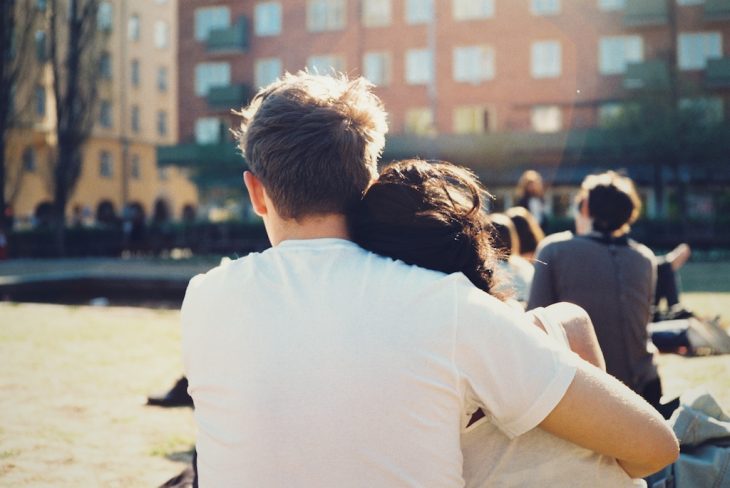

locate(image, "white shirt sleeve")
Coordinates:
452 278 579 438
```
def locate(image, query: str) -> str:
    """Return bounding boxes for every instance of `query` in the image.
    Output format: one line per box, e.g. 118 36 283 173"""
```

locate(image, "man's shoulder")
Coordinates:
536 231 575 254
627 239 656 266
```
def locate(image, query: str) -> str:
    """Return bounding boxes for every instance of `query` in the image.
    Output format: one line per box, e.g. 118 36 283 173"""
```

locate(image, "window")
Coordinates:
157 66 168 91
531 40 561 78
454 106 492 134
195 117 223 144
194 62 231 96
22 147 36 172
531 105 562 132
406 0 433 24
100 52 112 79
453 45 495 83
363 51 391 85
99 151 113 178
307 0 346 32
597 102 625 127
362 0 391 27
131 106 140 133
679 97 724 125
99 100 112 128
405 49 433 85
128 14 140 41
35 31 46 61
531 0 560 15
453 0 494 20
35 86 45 117
157 111 168 136
678 32 722 71
255 2 282 36
404 108 435 135
131 59 140 87
599 36 643 74
254 58 282 88
194 7 231 41
158 167 169 181
130 155 141 179
154 21 168 48
307 54 345 74
98 2 113 31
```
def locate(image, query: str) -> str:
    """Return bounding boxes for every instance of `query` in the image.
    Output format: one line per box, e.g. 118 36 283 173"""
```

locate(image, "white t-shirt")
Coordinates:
182 238 579 487
461 308 646 488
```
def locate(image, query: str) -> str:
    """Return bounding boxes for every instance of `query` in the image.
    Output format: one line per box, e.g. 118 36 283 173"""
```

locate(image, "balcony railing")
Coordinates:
157 142 241 166
705 0 730 20
624 60 670 89
705 57 730 87
206 16 249 52
206 84 250 110
624 0 668 26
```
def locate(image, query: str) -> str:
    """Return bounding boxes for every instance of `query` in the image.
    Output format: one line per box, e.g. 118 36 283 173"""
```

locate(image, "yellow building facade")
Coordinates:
5 0 197 227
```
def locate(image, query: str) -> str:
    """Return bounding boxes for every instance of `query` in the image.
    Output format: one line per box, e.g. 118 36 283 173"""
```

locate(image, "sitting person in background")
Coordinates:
487 213 534 304
506 206 545 262
350 160 673 487
654 243 693 322
527 171 677 418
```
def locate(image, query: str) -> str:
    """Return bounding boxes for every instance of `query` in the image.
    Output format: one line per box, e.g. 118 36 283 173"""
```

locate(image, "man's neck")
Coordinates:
267 213 350 246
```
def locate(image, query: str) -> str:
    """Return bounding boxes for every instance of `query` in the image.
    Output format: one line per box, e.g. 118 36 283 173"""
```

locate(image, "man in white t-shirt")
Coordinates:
181 72 678 487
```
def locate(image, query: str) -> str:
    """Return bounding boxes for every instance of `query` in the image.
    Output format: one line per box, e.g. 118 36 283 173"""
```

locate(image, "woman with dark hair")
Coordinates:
515 170 547 228
487 213 535 304
350 160 647 487
506 206 545 261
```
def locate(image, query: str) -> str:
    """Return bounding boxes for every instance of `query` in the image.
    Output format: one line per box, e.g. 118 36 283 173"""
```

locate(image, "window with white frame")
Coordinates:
131 105 140 133
453 0 494 20
678 32 722 70
131 59 140 86
453 106 492 134
405 49 433 85
598 0 625 10
195 117 223 144
531 105 562 132
307 54 345 74
99 151 113 178
404 108 435 135
128 14 140 41
307 0 346 32
157 66 168 91
679 97 724 125
453 45 495 83
130 155 141 179
362 0 391 27
363 51 391 85
531 0 560 15
599 35 643 74
255 57 282 87
195 62 231 96
194 7 230 41
99 100 112 128
405 0 433 24
531 40 561 78
154 21 168 48
255 2 282 36
98 2 113 31
157 110 168 136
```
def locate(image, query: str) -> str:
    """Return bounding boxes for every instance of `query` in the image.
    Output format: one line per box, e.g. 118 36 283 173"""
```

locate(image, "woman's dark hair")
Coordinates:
506 206 544 256
578 171 641 235
350 159 504 299
488 213 518 259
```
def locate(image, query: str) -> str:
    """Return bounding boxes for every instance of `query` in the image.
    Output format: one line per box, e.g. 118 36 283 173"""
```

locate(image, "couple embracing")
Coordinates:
181 72 678 487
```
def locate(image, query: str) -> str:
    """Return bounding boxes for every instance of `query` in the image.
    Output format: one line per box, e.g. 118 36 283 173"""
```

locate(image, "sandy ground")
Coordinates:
0 294 729 487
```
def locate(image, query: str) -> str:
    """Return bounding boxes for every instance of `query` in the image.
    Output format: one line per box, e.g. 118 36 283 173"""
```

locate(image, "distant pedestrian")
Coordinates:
515 170 547 228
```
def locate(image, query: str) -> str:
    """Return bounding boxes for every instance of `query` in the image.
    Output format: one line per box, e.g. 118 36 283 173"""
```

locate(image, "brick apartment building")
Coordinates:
161 0 730 217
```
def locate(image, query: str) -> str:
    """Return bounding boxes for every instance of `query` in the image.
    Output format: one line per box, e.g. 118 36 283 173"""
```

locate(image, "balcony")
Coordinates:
706 58 730 87
206 16 249 52
206 84 251 110
705 0 730 20
624 0 668 26
157 142 241 167
624 60 670 89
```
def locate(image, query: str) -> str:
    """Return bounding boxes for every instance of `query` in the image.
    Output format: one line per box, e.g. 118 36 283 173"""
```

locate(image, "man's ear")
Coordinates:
580 197 591 218
243 171 268 217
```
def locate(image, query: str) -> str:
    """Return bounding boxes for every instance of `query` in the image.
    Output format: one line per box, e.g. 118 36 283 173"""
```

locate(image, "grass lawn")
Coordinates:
0 260 728 486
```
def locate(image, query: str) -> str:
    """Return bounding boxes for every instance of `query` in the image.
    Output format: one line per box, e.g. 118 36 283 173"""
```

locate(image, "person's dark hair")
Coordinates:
579 171 641 235
506 206 544 256
350 159 504 299
236 71 388 220
487 213 518 260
